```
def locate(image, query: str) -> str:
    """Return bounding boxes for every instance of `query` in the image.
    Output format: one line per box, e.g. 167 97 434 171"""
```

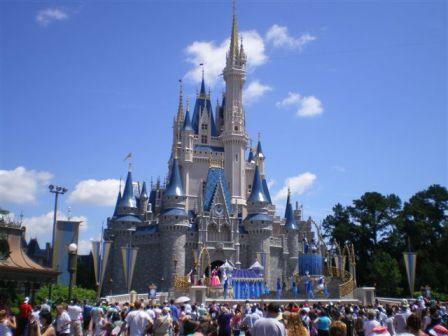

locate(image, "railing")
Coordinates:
338 270 355 297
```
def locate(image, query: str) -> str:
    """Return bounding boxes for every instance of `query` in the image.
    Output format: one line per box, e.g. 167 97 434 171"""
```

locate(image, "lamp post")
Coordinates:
67 243 78 302
49 184 68 269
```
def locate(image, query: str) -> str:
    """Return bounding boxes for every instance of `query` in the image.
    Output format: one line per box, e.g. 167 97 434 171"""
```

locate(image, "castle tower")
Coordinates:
139 182 149 220
284 190 299 275
159 156 190 290
222 3 248 206
244 165 273 283
117 170 138 216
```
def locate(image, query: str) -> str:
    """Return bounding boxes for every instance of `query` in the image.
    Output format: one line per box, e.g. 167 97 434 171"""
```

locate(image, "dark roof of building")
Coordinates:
245 213 272 222
164 159 184 197
140 182 148 199
284 192 298 230
116 215 142 223
118 171 137 209
248 165 269 203
194 145 224 153
203 167 232 212
256 140 264 157
182 109 194 132
232 269 263 280
135 225 158 235
161 208 188 217
191 78 218 136
262 178 272 204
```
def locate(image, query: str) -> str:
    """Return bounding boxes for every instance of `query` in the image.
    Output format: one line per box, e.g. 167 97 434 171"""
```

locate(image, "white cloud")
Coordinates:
243 80 272 104
0 167 53 204
68 179 120 206
272 172 317 203
267 179 276 189
185 30 267 86
19 211 87 242
77 239 92 255
36 8 68 26
266 24 316 50
276 92 323 117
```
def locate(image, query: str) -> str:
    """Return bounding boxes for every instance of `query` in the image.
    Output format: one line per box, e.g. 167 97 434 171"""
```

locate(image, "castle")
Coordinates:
102 6 316 295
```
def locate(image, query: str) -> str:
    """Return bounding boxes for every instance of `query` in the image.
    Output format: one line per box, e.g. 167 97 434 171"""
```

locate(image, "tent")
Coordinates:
231 269 265 299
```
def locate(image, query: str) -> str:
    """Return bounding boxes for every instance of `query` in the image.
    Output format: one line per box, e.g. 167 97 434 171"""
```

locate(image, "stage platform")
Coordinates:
205 298 360 305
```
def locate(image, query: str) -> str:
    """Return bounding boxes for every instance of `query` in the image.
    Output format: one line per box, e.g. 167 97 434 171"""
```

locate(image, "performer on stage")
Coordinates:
292 281 298 298
264 282 270 296
305 271 314 299
276 278 282 299
223 278 229 299
210 267 221 287
303 238 309 254
311 238 318 254
317 276 329 297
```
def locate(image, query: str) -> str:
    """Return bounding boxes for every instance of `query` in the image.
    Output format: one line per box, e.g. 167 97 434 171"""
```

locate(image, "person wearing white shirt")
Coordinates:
67 301 83 336
364 310 380 336
125 301 153 336
56 305 72 336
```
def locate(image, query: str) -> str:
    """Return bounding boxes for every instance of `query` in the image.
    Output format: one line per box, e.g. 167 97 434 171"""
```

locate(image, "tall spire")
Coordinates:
164 158 184 197
140 181 148 199
284 189 298 230
177 79 184 122
199 66 206 97
183 97 193 131
248 165 269 203
118 170 137 209
228 0 239 61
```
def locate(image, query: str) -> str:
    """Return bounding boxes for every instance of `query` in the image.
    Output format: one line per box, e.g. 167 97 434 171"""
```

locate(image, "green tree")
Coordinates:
35 285 97 305
322 203 354 246
369 251 402 296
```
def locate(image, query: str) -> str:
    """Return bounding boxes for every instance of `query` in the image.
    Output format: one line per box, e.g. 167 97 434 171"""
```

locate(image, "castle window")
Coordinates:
201 124 208 130
201 135 207 144
234 126 239 131
235 154 238 162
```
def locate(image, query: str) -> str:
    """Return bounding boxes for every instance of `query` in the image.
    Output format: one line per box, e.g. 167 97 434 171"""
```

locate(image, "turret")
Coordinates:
284 190 299 275
159 156 189 290
117 170 137 216
139 182 149 219
244 165 272 276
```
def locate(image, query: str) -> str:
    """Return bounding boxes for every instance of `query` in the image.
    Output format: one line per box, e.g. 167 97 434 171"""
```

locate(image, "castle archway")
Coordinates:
204 260 224 277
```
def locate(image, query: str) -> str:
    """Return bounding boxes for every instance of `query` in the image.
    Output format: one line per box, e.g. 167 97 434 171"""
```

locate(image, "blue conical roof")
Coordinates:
247 150 255 163
113 190 122 217
200 76 206 96
164 158 184 197
262 178 272 204
140 181 148 199
284 192 298 230
256 140 264 157
118 171 137 209
248 165 269 203
183 109 193 131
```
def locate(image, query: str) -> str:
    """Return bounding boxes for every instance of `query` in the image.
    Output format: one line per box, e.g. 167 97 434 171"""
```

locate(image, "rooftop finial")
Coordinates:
228 0 239 62
177 79 184 122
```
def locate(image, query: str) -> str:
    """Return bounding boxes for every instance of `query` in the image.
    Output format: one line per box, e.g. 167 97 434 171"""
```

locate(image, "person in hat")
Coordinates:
17 297 33 335
393 299 411 334
363 310 380 336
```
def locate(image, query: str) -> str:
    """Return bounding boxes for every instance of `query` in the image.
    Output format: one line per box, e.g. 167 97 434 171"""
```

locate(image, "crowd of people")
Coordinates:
0 296 447 336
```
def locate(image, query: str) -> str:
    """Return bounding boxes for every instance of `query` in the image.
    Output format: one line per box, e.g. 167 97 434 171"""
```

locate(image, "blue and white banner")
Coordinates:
91 240 111 295
122 246 139 292
403 252 417 295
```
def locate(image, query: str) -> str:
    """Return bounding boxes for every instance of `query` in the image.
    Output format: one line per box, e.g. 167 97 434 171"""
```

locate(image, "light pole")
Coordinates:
49 184 68 269
67 243 78 302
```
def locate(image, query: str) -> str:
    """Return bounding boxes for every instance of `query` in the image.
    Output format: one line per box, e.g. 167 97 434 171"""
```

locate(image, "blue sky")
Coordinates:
0 0 446 254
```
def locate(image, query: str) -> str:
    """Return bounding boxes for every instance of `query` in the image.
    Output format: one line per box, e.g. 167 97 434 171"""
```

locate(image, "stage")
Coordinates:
204 298 360 305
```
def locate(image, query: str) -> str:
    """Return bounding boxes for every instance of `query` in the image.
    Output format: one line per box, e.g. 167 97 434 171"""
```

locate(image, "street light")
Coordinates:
49 184 68 269
67 243 78 302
